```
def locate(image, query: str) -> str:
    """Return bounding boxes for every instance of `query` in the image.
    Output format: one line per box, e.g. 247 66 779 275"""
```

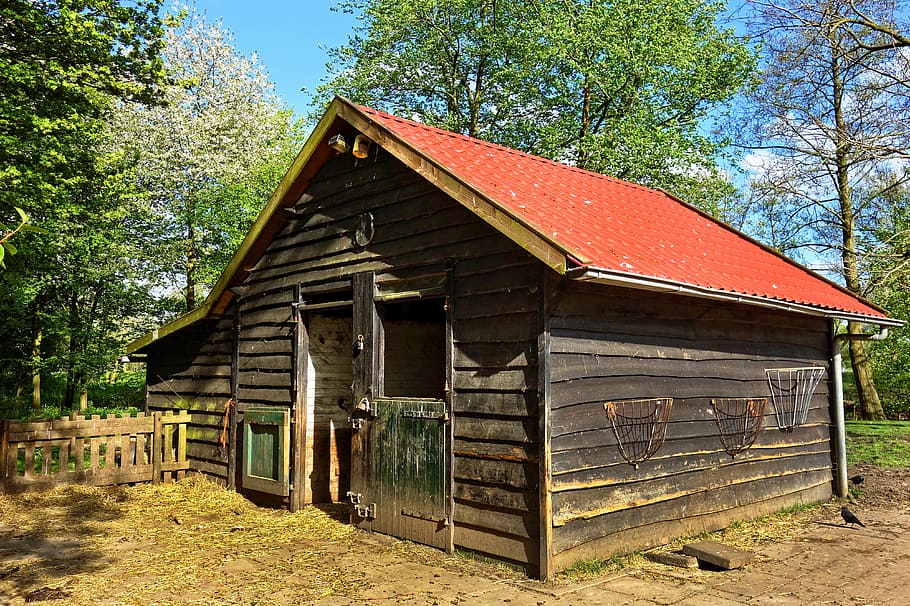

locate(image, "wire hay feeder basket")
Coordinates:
604 397 673 468
765 367 826 432
711 397 767 457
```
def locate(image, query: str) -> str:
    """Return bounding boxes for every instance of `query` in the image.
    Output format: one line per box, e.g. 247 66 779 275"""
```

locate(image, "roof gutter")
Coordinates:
566 266 905 327
831 327 891 498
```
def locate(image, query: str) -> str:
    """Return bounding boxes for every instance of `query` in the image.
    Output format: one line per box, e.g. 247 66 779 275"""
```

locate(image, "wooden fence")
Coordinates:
0 411 190 494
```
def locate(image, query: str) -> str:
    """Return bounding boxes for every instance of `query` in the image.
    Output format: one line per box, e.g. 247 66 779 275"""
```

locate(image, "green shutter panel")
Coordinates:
242 407 290 496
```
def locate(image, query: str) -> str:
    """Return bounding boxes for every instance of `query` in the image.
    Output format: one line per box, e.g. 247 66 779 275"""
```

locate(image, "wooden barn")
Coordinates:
128 96 900 578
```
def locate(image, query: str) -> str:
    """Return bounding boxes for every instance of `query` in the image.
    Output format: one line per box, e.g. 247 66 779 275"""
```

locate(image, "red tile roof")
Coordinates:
358 105 889 321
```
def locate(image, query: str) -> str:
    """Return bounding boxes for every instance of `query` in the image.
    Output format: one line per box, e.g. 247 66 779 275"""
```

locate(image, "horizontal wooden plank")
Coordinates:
454 341 536 369
550 353 826 384
455 416 537 443
243 232 514 295
454 524 538 569
549 333 826 365
238 370 291 389
454 289 538 320
551 449 832 525
239 324 292 340
454 391 538 417
454 264 541 298
240 306 294 327
453 368 537 392
238 354 292 371
550 397 829 443
455 311 539 344
236 388 293 405
551 283 831 333
551 468 831 553
550 375 828 411
238 338 292 356
455 457 537 489
454 481 539 512
454 439 537 463
551 410 830 453
551 481 831 569
454 501 539 539
551 424 831 480
147 377 231 396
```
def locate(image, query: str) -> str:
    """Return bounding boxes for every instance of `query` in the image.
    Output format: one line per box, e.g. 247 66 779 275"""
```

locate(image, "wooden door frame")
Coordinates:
350 270 455 547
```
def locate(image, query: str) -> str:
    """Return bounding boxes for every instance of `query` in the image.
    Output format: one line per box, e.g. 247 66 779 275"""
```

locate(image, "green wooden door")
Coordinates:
366 397 448 549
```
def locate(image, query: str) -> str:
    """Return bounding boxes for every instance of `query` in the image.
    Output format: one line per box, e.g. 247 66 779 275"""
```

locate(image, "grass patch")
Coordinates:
556 553 641 583
846 420 910 468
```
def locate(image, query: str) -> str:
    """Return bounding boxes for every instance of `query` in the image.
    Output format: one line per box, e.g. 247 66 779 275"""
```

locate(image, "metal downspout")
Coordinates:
832 326 889 497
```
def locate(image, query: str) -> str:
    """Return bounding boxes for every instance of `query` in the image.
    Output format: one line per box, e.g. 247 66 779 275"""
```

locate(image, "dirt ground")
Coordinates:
1 465 909 605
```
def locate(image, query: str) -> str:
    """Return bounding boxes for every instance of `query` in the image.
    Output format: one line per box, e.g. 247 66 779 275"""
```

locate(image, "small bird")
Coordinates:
841 506 866 528
849 474 865 485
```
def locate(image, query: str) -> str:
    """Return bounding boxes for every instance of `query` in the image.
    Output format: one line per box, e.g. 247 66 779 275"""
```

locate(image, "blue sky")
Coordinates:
192 1 356 118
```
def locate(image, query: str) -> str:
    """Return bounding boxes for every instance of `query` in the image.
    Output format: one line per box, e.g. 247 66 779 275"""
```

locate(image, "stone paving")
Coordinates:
323 508 910 605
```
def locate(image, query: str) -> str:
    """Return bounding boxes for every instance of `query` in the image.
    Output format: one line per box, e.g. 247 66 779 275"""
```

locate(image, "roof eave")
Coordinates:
568 266 905 328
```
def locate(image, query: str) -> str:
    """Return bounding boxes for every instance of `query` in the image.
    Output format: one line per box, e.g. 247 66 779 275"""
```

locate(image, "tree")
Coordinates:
865 175 910 416
743 0 910 419
111 7 302 312
0 1 167 413
317 0 757 214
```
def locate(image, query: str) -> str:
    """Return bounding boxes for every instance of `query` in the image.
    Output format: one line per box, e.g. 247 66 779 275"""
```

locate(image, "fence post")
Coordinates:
0 419 9 494
152 412 162 483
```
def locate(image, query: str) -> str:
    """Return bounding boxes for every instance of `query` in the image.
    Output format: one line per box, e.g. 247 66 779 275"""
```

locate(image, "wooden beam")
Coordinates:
445 263 456 554
291 284 310 512
228 305 239 490
538 271 554 581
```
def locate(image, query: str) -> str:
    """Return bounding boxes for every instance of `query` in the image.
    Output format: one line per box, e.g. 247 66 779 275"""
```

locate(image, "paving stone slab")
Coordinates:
682 540 754 569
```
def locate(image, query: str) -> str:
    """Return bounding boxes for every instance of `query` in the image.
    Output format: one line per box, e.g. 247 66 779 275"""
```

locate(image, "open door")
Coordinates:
349 272 450 550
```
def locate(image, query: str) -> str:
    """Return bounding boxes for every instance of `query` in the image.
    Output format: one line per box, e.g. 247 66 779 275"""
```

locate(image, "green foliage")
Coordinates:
0 370 144 420
846 421 910 468
109 7 303 312
318 0 757 213
0 0 166 218
868 180 910 418
0 0 167 411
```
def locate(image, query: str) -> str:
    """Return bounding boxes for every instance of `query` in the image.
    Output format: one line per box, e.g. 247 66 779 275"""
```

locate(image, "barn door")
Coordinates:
367 397 448 548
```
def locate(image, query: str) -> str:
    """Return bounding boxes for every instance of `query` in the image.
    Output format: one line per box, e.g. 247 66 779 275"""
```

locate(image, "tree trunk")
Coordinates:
31 312 42 415
831 39 885 420
847 324 885 420
185 203 198 312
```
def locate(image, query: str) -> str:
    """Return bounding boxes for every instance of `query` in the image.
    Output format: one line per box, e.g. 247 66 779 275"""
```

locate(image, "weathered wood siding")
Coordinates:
305 311 353 503
145 316 234 483
452 257 542 569
235 147 542 566
548 282 833 569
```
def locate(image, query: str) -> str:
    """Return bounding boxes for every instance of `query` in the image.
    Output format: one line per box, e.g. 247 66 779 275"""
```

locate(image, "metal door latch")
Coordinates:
349 397 372 429
346 492 375 519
